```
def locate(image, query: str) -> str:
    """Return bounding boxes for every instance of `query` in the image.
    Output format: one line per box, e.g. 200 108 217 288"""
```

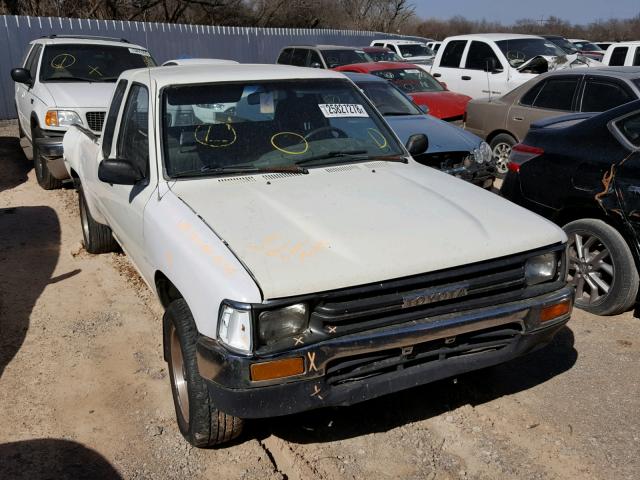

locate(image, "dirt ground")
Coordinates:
1 119 639 480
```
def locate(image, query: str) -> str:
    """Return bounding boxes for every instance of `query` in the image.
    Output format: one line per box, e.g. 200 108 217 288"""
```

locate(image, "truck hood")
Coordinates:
169 162 565 299
385 114 480 153
43 82 116 109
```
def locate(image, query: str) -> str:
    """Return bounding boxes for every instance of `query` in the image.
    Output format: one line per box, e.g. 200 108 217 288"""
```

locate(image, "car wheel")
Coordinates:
78 184 118 254
32 126 63 190
490 133 516 178
564 219 639 316
165 299 244 447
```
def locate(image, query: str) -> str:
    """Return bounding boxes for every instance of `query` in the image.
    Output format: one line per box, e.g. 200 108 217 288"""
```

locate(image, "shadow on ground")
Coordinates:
0 439 122 479
0 136 30 193
252 326 576 444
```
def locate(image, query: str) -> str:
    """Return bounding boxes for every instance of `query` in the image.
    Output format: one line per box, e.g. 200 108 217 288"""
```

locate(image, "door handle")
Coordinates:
433 73 441 78
461 76 471 80
512 116 524 121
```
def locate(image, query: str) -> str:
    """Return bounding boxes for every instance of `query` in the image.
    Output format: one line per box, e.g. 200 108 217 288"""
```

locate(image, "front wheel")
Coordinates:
78 184 118 254
565 219 639 316
165 299 243 447
489 133 516 178
32 127 63 190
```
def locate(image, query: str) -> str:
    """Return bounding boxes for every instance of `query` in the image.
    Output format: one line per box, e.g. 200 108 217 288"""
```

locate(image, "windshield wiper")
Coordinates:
295 150 368 166
382 112 414 116
44 76 98 82
170 164 308 179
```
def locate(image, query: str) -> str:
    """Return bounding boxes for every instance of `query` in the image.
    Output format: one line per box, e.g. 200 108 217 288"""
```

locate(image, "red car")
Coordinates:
335 62 471 121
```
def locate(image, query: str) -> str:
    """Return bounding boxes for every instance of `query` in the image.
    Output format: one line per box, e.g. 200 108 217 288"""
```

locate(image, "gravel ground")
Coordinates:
1 120 639 479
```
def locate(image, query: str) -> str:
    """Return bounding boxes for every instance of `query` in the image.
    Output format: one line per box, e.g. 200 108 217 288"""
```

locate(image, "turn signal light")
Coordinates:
540 299 572 323
250 357 304 382
45 110 58 126
508 143 544 172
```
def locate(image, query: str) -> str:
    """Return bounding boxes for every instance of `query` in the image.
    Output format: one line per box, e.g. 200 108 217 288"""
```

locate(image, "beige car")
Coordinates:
464 68 640 175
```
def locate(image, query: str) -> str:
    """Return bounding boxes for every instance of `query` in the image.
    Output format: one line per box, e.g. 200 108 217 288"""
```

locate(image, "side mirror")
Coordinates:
98 159 142 185
11 68 32 86
418 104 430 114
484 58 504 73
310 62 323 69
406 134 428 156
439 81 448 90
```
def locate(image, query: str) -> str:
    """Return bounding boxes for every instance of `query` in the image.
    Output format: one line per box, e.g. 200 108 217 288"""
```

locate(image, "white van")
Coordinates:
602 42 640 67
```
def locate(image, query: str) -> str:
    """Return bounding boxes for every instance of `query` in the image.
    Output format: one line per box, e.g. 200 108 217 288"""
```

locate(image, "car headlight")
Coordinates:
472 141 492 164
217 304 252 353
258 303 308 345
525 253 558 285
45 110 82 127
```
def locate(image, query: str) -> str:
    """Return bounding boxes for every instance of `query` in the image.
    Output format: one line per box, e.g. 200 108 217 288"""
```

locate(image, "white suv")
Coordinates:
370 39 435 65
11 34 155 189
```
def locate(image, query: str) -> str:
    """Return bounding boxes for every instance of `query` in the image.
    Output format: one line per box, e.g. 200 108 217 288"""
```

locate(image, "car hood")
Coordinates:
408 91 471 120
169 162 565 299
385 114 480 153
43 82 116 109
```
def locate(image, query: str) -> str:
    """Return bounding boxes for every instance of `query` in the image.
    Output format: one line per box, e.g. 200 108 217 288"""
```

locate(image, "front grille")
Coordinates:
325 322 522 386
309 255 530 337
86 111 106 132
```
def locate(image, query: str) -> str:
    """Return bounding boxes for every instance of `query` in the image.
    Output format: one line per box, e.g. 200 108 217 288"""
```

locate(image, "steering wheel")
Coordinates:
506 50 526 62
304 126 348 141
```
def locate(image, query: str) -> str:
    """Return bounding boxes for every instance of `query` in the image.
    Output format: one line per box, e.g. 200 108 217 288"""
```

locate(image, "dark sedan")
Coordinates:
501 100 640 316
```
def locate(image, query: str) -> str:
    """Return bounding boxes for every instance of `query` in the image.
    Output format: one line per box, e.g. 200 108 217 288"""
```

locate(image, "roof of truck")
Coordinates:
31 36 148 50
444 33 544 41
124 64 347 87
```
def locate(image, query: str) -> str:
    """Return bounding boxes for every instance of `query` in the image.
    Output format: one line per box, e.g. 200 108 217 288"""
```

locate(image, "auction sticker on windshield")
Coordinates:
129 47 151 56
318 104 369 118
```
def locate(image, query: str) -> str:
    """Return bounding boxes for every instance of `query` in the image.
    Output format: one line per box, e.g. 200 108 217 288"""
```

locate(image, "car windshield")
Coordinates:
574 42 603 52
356 81 422 116
546 37 579 54
495 39 566 68
366 50 404 62
162 79 404 177
371 68 444 93
40 44 155 82
322 49 373 68
398 44 434 58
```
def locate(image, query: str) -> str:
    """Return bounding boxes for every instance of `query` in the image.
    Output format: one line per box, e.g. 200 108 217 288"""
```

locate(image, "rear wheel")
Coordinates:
32 126 63 190
78 184 118 254
564 219 638 316
490 133 516 178
165 299 244 447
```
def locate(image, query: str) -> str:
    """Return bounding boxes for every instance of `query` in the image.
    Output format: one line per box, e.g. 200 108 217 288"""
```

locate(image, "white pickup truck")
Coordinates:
63 64 573 447
11 34 154 189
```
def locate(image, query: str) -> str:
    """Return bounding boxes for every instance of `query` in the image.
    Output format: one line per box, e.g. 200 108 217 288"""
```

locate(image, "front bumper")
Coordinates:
35 136 68 180
196 286 573 418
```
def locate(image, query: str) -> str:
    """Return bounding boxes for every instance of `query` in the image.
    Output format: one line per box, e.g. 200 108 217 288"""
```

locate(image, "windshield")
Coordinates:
162 79 404 177
322 49 373 68
356 81 422 116
573 41 603 52
546 37 579 54
371 68 444 93
366 50 404 62
40 44 155 82
495 39 566 68
398 44 434 58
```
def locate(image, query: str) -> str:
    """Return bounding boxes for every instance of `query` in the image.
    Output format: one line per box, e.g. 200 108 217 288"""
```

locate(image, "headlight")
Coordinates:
217 304 252 353
258 303 308 345
472 141 492 164
45 110 82 127
525 253 558 285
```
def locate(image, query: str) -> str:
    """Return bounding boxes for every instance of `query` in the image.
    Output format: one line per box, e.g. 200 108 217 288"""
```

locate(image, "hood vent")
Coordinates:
217 176 256 183
365 161 388 169
262 172 303 180
324 165 361 173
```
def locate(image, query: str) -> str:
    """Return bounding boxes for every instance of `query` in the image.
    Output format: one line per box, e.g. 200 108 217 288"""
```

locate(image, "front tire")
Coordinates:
564 218 639 316
490 133 516 178
78 184 118 254
165 299 243 447
32 126 63 190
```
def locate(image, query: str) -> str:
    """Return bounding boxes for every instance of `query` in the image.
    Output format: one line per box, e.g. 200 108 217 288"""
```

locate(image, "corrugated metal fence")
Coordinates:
0 15 416 120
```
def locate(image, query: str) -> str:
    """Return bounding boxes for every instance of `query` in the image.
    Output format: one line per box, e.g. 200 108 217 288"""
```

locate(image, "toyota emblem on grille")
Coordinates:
402 287 468 308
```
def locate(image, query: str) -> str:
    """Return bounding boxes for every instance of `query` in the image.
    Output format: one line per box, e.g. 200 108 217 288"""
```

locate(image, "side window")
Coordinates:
102 80 129 158
277 48 293 65
616 112 640 147
520 80 545 106
609 47 628 66
440 40 467 68
465 41 502 70
290 48 308 67
373 42 384 47
308 50 323 67
581 79 633 112
634 48 640 67
25 45 42 80
117 84 149 177
531 77 579 110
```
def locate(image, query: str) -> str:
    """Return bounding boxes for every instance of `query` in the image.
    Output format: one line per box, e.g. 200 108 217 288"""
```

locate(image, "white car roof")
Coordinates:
605 41 640 46
445 33 544 41
569 39 590 43
371 39 427 45
31 37 148 50
124 64 347 88
162 58 239 66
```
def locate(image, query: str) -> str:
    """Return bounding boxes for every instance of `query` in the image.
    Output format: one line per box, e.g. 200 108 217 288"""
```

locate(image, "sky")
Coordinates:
414 0 640 25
